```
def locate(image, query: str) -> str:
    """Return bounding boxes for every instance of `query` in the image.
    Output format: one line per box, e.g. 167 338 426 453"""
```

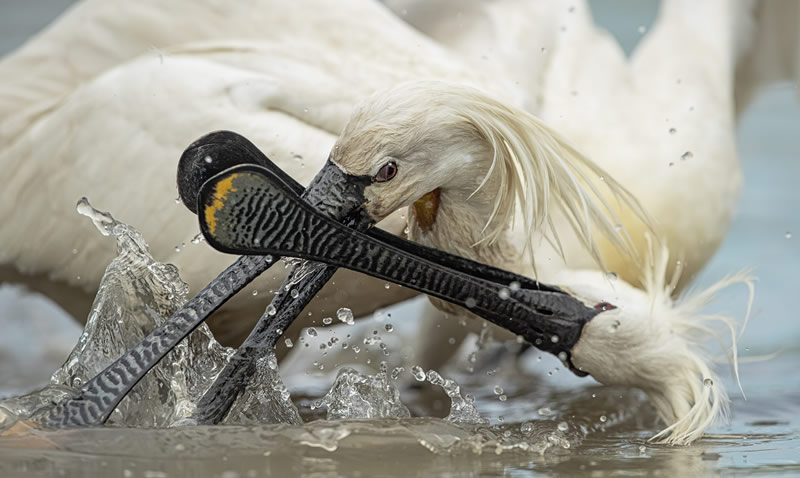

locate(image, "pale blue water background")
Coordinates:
0 0 798 476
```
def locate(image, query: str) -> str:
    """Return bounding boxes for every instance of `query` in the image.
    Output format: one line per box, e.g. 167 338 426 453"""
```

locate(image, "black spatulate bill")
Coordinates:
199 163 599 368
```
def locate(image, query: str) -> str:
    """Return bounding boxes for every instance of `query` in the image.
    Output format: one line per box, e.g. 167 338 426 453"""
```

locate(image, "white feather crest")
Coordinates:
453 88 649 271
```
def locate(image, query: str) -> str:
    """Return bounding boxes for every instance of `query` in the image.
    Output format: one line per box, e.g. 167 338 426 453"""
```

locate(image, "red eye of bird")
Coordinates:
594 301 616 311
374 161 398 182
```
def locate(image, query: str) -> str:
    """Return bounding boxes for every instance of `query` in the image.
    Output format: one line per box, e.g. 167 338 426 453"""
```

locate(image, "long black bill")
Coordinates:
187 158 374 424
199 163 600 369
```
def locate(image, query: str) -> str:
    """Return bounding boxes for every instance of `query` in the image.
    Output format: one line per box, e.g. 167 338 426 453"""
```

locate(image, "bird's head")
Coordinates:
328 80 644 263
553 240 753 445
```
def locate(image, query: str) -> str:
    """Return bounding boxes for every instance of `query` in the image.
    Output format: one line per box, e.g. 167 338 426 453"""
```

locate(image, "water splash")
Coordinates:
321 364 410 420
223 353 302 426
425 370 487 425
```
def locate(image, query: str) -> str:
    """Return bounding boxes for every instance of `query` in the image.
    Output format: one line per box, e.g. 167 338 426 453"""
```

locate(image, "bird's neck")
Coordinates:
407 182 522 275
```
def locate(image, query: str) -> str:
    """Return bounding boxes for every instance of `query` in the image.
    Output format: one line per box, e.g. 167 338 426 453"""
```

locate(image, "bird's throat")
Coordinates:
412 188 441 232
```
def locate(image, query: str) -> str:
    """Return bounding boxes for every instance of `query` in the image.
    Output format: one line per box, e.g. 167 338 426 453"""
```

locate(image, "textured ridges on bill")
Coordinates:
198 164 597 361
31 255 271 428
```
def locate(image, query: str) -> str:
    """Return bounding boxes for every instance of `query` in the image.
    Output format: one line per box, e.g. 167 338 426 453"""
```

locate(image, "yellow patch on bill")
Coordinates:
204 173 239 236
412 188 441 232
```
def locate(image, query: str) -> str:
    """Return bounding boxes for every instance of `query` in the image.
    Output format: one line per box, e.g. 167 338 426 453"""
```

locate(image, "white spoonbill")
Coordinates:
321 80 753 445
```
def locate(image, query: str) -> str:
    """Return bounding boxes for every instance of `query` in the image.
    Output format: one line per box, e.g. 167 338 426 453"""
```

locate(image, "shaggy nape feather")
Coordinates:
451 84 650 273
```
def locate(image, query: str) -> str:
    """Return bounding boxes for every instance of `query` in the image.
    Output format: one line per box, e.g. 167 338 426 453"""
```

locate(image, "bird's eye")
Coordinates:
374 161 398 183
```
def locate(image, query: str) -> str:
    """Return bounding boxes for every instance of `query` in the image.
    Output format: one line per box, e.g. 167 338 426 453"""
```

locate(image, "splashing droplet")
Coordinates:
411 366 426 381
599 415 608 423
537 407 553 416
336 308 355 325
284 338 293 348
322 317 333 326
307 328 318 337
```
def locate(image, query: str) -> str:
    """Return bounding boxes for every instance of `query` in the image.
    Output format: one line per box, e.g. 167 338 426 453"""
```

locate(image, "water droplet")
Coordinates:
520 422 533 434
785 232 792 239
336 307 355 325
411 366 426 381
307 328 318 337
638 25 647 34
558 421 569 432
498 288 510 300
493 385 504 395
267 354 278 370
558 351 568 362
204 155 213 164
174 246 181 253
551 335 559 343
498 394 507 402
352 345 361 354
290 289 299 298
681 151 693 161
591 393 596 398
252 290 258 296
284 338 293 348
537 407 553 416
669 161 675 167
322 317 333 325
669 127 677 134
71 248 78 255
384 323 393 333
384 283 391 289
509 281 521 291
191 233 204 244
447 337 456 345
267 305 277 316
639 445 647 453
465 297 477 308
606 271 618 280
599 415 608 423
703 377 714 387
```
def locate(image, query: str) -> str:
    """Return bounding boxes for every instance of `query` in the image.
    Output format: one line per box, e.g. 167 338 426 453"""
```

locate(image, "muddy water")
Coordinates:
1 1 799 477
